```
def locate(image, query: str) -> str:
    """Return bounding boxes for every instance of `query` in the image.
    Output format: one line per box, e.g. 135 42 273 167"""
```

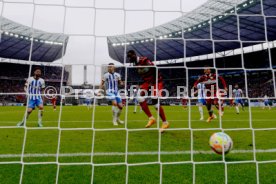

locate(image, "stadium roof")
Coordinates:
0 16 69 62
107 0 276 63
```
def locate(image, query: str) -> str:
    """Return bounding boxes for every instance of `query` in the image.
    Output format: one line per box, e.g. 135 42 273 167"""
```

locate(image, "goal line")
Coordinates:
1 148 276 158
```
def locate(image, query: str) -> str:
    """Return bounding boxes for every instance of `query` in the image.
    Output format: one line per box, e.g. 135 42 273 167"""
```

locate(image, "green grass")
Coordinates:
0 105 275 183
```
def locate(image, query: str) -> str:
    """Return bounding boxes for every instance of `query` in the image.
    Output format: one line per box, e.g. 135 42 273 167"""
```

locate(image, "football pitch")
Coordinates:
0 105 275 184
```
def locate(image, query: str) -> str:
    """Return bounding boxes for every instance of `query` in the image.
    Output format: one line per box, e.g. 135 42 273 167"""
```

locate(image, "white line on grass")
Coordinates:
0 149 276 158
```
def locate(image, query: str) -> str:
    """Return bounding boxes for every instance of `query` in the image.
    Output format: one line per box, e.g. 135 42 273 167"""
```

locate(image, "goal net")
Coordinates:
0 0 275 183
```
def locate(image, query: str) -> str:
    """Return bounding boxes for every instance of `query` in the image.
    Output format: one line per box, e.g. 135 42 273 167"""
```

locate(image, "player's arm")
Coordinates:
98 78 105 96
24 81 28 92
193 76 204 89
24 78 30 92
218 76 228 91
118 80 124 86
41 80 46 103
193 89 198 96
240 89 244 97
118 74 124 86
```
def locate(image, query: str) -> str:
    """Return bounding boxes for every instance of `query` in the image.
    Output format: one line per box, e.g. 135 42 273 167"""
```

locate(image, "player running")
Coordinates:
85 96 92 110
99 63 124 126
262 95 271 110
194 67 227 123
127 50 169 133
51 95 57 111
17 67 45 127
232 84 245 114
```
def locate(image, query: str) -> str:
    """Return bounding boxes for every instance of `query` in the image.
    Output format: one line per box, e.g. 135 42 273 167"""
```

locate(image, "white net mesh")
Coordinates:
0 0 275 183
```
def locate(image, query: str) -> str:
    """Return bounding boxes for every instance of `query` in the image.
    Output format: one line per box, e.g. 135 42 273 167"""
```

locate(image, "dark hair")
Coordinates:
33 67 42 72
127 50 136 55
108 63 114 66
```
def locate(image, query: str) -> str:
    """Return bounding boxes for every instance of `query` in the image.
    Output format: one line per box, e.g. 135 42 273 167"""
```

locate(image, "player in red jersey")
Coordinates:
194 67 227 122
229 98 235 107
51 96 57 111
181 98 188 109
127 50 169 133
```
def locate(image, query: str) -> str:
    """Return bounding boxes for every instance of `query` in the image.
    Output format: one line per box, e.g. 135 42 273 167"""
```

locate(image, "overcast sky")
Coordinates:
0 0 207 85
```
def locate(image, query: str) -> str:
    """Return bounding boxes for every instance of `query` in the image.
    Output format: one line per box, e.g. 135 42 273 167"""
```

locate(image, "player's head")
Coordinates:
107 63 115 73
127 50 137 63
234 84 239 89
204 65 211 75
33 67 42 78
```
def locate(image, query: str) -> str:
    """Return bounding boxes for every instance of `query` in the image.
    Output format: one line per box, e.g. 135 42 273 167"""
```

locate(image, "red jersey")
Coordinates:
194 73 227 96
135 57 162 84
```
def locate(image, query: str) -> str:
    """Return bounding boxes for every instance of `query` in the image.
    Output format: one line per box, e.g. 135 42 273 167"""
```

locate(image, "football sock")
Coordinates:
38 110 43 123
134 104 137 112
23 111 30 122
140 101 152 118
235 106 240 113
112 106 117 122
116 108 122 120
199 106 204 118
158 106 167 122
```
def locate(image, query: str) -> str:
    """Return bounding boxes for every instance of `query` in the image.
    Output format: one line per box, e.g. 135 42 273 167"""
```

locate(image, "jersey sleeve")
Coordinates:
218 76 227 89
140 57 154 66
194 76 204 87
25 77 32 86
41 79 46 89
146 58 154 66
102 73 107 82
117 73 121 81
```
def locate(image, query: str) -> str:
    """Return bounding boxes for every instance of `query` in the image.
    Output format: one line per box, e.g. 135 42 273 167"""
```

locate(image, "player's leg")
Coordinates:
198 99 204 120
240 99 245 111
235 100 240 114
53 100 56 111
265 101 271 110
235 104 240 114
138 83 156 127
206 99 215 122
133 100 137 113
111 101 119 126
115 95 124 124
107 93 119 126
214 98 224 116
153 82 169 133
89 100 92 109
86 100 90 110
37 99 44 127
17 99 34 126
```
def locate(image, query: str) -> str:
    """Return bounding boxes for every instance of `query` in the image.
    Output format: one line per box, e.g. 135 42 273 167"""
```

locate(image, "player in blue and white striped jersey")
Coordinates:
195 83 217 121
233 84 245 114
99 63 124 126
17 67 45 127
262 95 271 110
132 86 142 113
196 83 206 121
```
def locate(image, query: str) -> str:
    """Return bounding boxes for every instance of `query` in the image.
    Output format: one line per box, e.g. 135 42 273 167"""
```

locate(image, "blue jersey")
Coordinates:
26 77 45 100
103 72 121 94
